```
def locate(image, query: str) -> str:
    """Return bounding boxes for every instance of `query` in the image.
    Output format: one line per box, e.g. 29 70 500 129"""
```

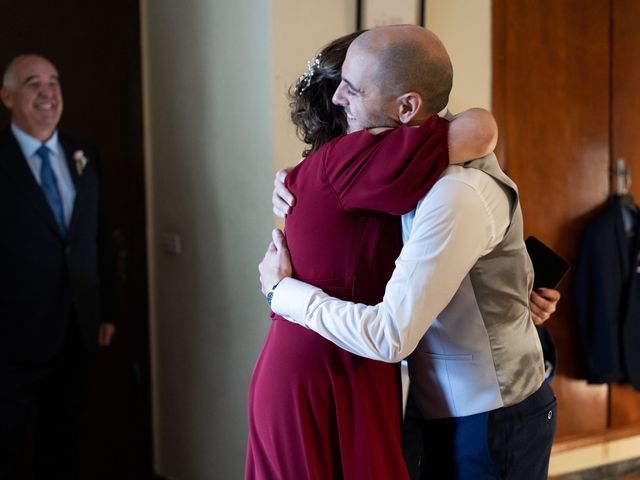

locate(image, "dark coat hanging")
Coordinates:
574 195 640 390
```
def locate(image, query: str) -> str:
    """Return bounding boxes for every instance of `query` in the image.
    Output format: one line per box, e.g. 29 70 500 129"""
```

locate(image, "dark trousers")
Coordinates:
0 321 91 480
403 381 557 480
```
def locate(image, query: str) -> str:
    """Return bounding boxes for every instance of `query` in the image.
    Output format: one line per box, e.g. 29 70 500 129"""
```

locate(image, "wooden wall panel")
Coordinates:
491 0 507 171
493 0 611 439
609 0 640 428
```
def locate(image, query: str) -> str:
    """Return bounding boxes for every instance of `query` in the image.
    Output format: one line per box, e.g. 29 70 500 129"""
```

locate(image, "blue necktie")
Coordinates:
36 145 67 236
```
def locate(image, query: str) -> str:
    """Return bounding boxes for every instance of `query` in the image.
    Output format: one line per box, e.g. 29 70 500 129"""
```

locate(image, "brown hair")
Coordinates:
289 31 363 156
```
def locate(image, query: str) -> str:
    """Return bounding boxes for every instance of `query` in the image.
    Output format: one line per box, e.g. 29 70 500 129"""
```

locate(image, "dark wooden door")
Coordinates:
609 0 640 429
0 2 151 478
494 0 612 439
494 0 640 443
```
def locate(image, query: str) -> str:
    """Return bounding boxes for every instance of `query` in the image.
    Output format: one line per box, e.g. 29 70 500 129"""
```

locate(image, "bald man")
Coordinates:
0 54 117 479
261 26 557 479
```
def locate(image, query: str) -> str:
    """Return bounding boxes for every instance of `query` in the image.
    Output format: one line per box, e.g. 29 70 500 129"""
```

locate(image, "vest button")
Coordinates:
547 410 553 420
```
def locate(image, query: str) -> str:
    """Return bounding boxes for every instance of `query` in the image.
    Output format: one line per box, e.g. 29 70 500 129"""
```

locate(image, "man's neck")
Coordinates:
11 123 55 143
11 123 58 146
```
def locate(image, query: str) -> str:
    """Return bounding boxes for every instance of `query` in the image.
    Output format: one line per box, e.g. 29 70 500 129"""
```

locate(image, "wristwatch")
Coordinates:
266 280 282 307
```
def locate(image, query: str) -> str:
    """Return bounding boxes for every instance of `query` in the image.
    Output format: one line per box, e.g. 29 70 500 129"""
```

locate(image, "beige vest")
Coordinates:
409 154 545 419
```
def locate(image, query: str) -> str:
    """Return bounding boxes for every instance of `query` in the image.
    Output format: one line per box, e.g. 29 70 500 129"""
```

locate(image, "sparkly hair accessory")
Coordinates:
296 53 322 94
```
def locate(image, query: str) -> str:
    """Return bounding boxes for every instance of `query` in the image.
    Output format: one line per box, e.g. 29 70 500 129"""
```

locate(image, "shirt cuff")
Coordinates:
270 277 321 327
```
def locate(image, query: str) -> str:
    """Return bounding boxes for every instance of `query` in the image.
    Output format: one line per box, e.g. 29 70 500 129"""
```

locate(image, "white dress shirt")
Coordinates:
11 124 76 228
271 164 511 363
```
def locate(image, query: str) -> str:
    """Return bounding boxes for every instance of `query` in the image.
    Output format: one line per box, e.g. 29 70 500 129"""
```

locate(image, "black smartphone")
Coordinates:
525 236 570 289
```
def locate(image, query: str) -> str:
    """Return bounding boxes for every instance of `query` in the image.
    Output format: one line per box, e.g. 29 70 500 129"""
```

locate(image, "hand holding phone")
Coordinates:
525 236 570 289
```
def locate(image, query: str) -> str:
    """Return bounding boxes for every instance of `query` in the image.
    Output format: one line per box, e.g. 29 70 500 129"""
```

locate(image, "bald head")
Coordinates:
3 54 50 88
353 25 453 115
1 56 20 88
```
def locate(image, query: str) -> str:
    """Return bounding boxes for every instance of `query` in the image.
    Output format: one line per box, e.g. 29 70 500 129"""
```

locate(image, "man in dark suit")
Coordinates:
0 54 117 479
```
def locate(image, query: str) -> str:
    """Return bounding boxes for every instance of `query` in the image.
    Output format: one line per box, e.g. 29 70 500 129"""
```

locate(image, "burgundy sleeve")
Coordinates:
321 114 449 215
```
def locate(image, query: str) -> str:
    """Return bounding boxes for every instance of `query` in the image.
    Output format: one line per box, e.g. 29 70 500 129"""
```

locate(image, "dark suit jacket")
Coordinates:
0 128 117 366
574 195 640 390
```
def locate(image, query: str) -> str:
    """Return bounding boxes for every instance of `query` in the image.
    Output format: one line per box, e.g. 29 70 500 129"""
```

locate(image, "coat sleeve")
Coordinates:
321 115 449 215
573 207 623 384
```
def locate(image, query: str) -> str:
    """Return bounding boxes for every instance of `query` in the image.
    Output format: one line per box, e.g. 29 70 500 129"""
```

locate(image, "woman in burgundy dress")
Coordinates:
246 32 496 480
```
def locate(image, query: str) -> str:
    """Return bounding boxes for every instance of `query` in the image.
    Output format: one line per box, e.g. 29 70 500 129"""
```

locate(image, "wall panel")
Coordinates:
493 0 612 439
609 0 640 429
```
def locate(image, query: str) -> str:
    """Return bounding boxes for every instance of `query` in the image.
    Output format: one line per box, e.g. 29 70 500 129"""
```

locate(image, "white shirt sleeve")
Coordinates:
271 168 510 362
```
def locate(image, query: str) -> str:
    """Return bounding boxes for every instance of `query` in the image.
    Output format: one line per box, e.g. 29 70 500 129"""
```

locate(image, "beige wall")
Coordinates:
142 0 274 478
271 0 356 176
426 0 492 112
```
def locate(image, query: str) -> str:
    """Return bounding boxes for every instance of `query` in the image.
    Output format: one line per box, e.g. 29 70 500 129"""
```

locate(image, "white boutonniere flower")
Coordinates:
73 150 88 176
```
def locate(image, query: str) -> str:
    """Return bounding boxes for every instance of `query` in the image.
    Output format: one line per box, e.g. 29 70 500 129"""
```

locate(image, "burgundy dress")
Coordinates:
246 115 449 480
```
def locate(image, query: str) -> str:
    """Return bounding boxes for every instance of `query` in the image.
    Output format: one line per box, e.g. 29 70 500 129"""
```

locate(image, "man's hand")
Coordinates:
530 288 561 325
98 322 116 347
272 168 295 218
259 229 293 294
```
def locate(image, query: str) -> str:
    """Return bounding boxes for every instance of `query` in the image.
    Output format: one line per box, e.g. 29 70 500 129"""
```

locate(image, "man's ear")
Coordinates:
396 92 423 124
0 88 13 109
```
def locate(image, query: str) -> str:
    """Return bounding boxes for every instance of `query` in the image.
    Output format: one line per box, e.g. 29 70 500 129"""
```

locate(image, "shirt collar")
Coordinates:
11 123 60 159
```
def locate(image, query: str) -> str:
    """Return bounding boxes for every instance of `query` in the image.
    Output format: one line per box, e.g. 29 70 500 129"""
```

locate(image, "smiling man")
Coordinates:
334 27 451 133
1 55 63 141
0 54 118 479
